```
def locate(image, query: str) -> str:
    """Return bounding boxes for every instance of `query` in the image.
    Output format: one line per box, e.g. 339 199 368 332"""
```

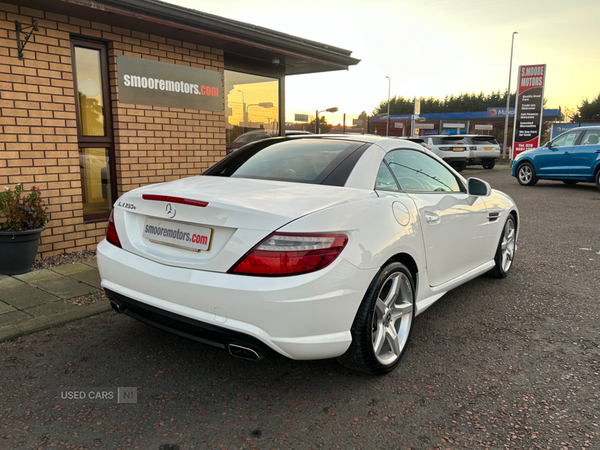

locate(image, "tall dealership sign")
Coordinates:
511 64 546 159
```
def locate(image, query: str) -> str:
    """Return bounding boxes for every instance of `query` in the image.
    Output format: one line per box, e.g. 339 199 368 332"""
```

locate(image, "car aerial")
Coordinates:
462 135 501 169
417 135 469 172
97 134 519 375
512 126 600 190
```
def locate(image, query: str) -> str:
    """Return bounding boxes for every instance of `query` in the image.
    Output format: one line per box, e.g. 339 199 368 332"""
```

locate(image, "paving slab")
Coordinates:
24 300 77 318
0 278 59 308
0 301 16 315
0 259 112 342
0 310 33 327
82 259 98 269
0 300 111 342
51 265 101 289
14 269 97 300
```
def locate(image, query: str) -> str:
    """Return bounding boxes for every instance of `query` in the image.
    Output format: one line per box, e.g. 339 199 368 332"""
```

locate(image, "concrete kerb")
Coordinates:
0 302 112 342
0 260 112 342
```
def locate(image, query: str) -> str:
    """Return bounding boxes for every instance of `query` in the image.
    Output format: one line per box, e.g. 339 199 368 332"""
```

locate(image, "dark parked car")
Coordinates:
511 126 600 190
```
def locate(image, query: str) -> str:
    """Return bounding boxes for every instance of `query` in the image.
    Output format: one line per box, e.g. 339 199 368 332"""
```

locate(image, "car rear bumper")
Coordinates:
97 239 377 360
468 156 499 165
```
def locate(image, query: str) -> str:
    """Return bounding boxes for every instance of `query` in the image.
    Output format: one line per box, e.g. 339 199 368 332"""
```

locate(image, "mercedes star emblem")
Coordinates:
166 203 176 219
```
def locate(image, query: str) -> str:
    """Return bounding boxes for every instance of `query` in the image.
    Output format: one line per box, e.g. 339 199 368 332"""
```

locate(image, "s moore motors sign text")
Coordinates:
511 64 546 159
117 55 223 111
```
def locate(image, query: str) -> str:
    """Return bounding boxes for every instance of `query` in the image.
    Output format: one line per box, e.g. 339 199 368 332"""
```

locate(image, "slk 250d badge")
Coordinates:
117 202 136 210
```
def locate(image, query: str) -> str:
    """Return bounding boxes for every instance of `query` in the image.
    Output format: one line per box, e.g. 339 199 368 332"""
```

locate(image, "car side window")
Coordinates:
552 131 581 148
375 162 399 191
580 130 600 145
384 149 462 193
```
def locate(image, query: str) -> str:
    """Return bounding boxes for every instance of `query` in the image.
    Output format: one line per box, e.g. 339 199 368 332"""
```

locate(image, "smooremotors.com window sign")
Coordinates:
117 55 223 111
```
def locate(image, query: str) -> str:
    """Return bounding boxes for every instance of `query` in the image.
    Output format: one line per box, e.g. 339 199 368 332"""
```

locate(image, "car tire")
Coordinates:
483 162 495 170
562 180 578 185
516 162 538 186
338 262 415 376
595 169 600 191
488 215 516 279
453 163 467 173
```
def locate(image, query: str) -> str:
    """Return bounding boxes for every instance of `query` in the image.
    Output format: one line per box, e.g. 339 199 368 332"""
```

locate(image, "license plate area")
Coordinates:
142 218 212 252
483 147 493 151
453 147 464 152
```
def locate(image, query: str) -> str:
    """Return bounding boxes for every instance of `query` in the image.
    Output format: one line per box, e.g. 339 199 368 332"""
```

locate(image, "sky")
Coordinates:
166 0 600 119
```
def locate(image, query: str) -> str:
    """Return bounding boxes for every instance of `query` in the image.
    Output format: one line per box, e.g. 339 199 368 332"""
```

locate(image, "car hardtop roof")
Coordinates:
461 134 495 138
281 133 429 152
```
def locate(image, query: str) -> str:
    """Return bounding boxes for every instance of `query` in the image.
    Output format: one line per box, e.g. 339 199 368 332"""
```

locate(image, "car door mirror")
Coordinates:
467 177 491 197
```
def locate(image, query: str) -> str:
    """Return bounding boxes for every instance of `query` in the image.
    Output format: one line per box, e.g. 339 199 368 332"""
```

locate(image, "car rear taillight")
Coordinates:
438 146 451 151
106 209 122 248
229 233 348 277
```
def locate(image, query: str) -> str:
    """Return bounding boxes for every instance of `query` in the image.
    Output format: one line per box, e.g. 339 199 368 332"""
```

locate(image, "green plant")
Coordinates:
0 183 49 232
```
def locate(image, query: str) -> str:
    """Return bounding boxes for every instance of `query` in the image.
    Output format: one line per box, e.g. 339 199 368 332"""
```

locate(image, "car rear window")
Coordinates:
432 137 467 145
203 138 365 185
465 136 498 145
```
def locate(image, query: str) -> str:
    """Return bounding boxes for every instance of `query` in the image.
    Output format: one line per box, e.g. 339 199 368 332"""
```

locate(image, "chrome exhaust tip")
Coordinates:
110 301 124 314
228 344 262 361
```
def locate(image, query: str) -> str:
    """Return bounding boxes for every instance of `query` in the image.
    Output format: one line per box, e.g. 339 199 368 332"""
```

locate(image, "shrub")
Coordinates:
0 183 50 232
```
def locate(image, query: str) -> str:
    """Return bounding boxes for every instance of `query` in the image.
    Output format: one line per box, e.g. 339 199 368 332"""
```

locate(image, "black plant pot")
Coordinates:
0 227 45 275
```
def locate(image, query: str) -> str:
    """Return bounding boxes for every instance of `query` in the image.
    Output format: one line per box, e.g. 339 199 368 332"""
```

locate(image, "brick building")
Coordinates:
0 0 358 258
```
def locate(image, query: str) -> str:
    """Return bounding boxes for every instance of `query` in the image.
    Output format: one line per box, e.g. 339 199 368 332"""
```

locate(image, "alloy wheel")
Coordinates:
500 218 516 273
371 271 413 365
518 165 532 184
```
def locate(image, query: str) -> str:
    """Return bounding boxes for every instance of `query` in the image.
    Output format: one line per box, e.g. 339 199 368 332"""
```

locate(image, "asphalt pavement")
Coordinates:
1 163 599 449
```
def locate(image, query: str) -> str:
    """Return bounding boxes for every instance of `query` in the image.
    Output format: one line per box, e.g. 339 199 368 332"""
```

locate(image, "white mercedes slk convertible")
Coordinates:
97 135 518 375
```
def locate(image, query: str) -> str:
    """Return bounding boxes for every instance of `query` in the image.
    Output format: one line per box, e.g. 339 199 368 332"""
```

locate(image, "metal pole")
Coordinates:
236 90 246 128
503 32 517 159
385 76 391 137
315 109 319 134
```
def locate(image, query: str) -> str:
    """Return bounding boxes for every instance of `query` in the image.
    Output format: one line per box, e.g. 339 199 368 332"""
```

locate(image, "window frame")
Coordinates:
70 37 117 222
376 148 465 194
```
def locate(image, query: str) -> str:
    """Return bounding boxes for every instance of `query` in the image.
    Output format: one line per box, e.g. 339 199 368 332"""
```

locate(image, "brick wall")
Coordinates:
0 2 226 258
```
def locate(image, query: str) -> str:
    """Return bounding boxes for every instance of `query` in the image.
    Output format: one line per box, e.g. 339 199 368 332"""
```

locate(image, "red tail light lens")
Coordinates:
106 209 122 248
229 233 348 277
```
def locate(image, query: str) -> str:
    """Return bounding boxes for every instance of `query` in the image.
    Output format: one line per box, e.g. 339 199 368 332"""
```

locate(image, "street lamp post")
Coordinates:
503 32 518 159
385 76 391 136
236 89 246 127
315 107 338 134
246 102 274 125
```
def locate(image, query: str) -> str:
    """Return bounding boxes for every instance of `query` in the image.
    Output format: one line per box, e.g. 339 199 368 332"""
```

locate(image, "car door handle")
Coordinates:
595 149 600 153
563 151 570 155
425 212 440 224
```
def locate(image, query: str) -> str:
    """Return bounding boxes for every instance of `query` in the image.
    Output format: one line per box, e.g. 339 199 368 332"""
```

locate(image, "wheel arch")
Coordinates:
381 252 419 288
509 209 519 231
515 157 536 174
593 161 600 178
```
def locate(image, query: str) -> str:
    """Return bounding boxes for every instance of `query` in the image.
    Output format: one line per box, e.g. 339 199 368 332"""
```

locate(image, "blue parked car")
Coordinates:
512 126 600 190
